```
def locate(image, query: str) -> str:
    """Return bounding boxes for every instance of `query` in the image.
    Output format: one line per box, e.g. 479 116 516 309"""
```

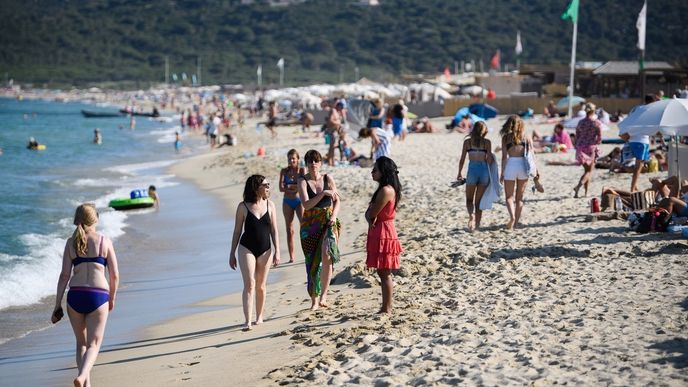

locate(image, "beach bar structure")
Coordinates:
589 61 684 98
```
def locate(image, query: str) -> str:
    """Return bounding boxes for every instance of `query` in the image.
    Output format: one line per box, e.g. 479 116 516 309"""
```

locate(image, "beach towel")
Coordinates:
300 206 341 297
479 153 502 210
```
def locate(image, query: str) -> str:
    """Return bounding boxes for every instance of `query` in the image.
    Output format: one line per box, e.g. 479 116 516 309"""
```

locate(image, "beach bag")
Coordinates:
631 207 671 233
524 141 538 177
631 191 655 211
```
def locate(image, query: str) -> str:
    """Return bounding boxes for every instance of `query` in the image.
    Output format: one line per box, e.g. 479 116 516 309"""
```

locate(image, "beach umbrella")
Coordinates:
556 96 585 110
618 98 688 136
469 103 499 119
619 98 688 180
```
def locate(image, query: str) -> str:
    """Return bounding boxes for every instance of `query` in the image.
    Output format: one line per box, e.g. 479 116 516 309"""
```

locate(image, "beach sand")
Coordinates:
85 116 687 385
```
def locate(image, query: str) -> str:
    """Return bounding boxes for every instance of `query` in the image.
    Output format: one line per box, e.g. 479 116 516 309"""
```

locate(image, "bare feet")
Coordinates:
288 257 295 263
310 298 319 311
573 185 581 198
467 218 476 233
319 298 329 308
506 219 515 230
74 376 85 387
377 308 390 314
255 317 263 325
242 324 253 332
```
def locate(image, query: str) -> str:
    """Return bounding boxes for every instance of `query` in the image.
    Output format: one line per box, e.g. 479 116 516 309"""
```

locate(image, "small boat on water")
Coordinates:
119 108 160 118
81 110 123 118
108 197 155 211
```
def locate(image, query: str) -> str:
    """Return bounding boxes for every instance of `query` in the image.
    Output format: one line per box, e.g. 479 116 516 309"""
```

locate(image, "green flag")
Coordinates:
561 0 579 24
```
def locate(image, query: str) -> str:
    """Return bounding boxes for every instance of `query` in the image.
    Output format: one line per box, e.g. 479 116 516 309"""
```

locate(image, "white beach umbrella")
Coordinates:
619 98 688 180
618 98 688 136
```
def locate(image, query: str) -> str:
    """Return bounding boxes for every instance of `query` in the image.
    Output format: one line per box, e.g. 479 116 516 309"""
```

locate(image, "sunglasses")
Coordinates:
306 159 321 164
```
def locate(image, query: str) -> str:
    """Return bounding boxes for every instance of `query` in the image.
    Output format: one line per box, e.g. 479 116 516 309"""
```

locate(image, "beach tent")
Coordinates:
619 98 688 180
556 96 585 110
469 103 498 119
563 110 610 131
453 107 485 125
345 98 372 133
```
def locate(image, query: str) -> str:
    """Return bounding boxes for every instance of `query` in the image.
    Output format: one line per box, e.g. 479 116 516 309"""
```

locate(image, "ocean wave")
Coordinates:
0 233 65 310
72 177 122 188
104 159 177 175
149 126 181 144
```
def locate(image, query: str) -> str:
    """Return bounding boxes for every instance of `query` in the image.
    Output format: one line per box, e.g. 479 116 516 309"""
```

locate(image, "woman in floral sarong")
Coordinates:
298 150 340 310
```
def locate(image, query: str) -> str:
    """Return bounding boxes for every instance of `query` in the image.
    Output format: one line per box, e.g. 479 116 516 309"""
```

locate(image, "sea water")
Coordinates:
0 97 206 343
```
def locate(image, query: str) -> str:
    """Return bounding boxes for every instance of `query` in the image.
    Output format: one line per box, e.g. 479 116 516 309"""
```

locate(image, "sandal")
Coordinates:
533 177 545 193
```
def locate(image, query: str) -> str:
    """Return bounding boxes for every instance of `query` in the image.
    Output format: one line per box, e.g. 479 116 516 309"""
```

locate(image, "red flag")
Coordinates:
490 50 501 70
443 67 451 78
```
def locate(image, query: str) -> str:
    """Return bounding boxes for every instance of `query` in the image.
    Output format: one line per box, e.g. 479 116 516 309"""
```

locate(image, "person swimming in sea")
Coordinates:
27 137 41 150
93 128 102 145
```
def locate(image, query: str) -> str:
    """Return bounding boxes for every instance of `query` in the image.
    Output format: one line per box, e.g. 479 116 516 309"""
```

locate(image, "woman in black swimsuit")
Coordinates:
229 175 280 331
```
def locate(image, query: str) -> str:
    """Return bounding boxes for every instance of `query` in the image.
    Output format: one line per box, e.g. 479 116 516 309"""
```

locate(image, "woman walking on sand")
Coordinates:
365 156 403 314
500 115 537 230
51 203 120 387
229 175 280 331
573 103 602 198
457 121 493 232
298 150 341 310
279 149 305 263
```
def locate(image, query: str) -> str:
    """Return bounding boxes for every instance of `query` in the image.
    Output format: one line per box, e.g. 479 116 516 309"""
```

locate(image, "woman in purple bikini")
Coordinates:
51 203 120 387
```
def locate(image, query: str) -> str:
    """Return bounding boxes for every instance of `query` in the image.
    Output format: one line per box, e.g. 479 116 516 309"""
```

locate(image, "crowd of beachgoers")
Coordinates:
3 82 687 385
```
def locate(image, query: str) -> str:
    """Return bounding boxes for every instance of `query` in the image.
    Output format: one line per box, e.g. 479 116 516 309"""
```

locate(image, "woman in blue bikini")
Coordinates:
51 203 120 387
279 149 305 263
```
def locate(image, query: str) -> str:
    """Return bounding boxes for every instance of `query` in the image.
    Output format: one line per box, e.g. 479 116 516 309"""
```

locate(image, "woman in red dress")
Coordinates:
365 156 403 314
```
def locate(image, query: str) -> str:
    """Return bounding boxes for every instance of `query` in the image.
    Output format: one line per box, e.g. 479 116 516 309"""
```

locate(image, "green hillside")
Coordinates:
1 0 686 87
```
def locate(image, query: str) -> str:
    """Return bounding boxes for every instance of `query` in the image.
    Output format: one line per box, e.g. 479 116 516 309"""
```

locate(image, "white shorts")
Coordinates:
504 157 529 181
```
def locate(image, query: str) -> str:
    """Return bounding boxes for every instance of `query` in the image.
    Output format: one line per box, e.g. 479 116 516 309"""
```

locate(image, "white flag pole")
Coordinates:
515 30 523 70
257 65 262 88
277 58 284 87
567 19 578 118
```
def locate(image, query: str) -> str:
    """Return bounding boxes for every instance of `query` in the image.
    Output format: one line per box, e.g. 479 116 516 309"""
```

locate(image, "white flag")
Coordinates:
257 65 262 76
636 1 647 50
515 30 523 55
277 58 284 69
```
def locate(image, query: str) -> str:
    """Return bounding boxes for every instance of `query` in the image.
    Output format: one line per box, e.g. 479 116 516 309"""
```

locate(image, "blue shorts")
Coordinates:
466 160 490 186
629 142 650 161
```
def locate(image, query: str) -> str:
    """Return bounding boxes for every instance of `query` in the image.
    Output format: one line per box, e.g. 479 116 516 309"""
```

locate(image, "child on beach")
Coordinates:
148 185 160 209
229 175 280 331
365 156 402 314
51 203 120 387
279 149 305 263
